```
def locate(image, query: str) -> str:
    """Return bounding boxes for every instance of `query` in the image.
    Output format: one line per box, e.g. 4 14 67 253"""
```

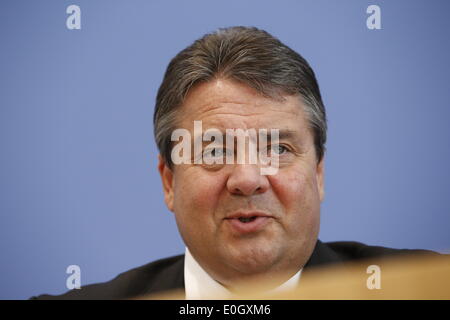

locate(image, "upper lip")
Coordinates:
225 211 272 219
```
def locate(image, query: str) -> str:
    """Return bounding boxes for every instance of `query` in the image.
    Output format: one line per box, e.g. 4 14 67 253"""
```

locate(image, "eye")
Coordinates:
203 148 228 159
269 144 289 155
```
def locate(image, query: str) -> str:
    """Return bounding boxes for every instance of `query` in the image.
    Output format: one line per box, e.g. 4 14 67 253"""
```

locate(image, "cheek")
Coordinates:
270 172 321 249
172 168 226 230
269 169 321 225
270 172 310 208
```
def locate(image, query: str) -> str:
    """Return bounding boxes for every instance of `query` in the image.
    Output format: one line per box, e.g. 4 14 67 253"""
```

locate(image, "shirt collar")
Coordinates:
184 247 302 299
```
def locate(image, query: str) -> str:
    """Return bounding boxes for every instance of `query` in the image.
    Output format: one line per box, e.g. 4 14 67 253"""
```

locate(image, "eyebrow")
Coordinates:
276 129 300 141
191 128 303 146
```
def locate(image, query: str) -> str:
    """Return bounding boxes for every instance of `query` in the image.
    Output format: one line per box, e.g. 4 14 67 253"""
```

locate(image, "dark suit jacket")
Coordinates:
31 240 437 300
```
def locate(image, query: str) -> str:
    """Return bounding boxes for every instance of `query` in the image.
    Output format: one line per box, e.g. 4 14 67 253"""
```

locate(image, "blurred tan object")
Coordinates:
143 253 450 300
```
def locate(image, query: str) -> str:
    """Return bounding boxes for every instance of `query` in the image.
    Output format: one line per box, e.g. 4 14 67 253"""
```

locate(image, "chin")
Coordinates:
225 244 280 274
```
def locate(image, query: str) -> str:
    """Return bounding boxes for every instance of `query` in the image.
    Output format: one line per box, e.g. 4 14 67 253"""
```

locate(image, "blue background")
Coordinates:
1 0 449 299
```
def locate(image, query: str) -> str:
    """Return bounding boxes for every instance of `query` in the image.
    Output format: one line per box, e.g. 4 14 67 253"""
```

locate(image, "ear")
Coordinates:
158 154 175 212
316 157 325 202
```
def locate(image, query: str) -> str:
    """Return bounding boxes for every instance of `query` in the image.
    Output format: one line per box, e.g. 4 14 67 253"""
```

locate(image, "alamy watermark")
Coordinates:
66 5 81 30
171 121 281 175
66 264 81 290
366 264 381 290
367 5 381 30
65 4 381 31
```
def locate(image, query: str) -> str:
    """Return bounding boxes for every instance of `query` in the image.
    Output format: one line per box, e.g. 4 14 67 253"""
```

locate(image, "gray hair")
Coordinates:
153 26 327 167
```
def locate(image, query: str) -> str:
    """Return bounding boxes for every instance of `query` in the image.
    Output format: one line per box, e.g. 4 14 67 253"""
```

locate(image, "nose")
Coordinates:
226 164 270 196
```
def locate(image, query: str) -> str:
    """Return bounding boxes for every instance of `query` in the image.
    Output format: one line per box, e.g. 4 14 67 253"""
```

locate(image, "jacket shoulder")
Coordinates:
31 254 185 300
324 241 439 262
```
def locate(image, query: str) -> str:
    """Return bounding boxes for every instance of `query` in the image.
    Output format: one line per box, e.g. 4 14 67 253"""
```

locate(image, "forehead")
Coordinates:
179 79 310 135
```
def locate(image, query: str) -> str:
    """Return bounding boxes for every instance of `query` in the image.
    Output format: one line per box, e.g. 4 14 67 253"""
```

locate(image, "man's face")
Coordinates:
158 79 324 285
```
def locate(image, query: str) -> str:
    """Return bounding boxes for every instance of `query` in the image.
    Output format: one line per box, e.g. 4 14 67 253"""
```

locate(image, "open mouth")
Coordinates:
238 216 258 223
225 214 272 234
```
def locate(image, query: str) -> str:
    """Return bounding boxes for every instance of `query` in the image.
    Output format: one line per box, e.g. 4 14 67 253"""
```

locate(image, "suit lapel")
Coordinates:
303 239 344 271
143 255 185 296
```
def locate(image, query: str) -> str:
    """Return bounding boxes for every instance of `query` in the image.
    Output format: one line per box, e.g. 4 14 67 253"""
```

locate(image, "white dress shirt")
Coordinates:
184 247 302 299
